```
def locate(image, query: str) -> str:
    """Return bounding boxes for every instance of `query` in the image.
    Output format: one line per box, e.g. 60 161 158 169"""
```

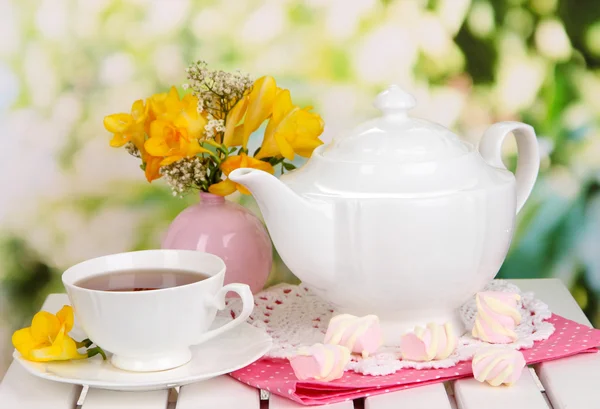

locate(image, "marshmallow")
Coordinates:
472 346 526 386
400 322 458 361
324 314 382 358
289 343 350 382
472 292 521 344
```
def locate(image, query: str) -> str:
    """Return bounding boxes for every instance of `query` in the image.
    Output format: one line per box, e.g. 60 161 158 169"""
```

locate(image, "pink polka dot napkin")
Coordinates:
230 314 600 406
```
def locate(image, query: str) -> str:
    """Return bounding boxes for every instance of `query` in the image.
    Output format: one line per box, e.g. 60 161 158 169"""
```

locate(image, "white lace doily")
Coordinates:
222 280 554 376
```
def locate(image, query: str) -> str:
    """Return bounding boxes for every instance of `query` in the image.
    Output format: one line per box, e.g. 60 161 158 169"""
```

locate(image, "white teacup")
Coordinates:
62 250 254 372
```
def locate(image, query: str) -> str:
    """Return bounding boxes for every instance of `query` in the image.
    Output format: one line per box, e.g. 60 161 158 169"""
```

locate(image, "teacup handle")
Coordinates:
196 283 254 345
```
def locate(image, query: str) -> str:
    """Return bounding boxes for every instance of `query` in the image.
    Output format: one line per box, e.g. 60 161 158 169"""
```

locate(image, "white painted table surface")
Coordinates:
1 279 598 409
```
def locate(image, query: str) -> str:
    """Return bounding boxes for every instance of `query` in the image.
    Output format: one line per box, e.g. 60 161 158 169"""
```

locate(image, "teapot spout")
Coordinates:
229 168 308 223
229 168 334 288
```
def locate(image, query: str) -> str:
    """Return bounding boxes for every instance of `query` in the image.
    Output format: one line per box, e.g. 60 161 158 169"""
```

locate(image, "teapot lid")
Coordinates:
320 85 471 163
280 84 511 197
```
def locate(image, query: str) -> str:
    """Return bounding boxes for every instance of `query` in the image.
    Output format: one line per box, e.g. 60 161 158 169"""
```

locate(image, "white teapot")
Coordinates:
230 85 539 339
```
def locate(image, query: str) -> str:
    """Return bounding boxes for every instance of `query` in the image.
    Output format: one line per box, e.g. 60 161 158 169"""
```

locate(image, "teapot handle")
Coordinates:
478 121 539 214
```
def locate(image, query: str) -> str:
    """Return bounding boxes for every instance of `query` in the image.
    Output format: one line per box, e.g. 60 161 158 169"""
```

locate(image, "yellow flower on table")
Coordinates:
255 89 324 160
103 99 147 152
12 306 87 362
209 153 275 196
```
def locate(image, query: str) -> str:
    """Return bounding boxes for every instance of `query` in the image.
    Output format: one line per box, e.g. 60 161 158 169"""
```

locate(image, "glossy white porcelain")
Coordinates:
62 250 254 372
229 85 540 338
14 316 272 391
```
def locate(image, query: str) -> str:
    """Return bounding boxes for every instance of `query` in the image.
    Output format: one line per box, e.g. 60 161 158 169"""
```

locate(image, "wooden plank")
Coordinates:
536 353 600 409
1 280 594 409
510 278 591 325
450 280 581 409
0 294 82 409
167 388 178 409
0 364 82 409
513 279 600 409
176 376 260 409
364 383 452 409
495 279 600 408
454 368 549 409
269 393 353 409
81 389 168 409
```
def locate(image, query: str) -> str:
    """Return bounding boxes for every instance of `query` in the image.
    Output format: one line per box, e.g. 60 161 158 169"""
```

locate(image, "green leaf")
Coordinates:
202 142 220 157
266 157 284 167
282 162 296 171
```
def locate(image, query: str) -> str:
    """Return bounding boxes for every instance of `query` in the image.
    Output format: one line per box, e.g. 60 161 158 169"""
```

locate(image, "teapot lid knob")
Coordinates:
373 85 416 119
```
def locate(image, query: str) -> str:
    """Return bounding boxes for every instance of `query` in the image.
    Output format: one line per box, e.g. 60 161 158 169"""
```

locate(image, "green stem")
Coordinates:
198 178 209 192
216 146 228 156
76 338 93 349
87 346 107 360
211 166 222 185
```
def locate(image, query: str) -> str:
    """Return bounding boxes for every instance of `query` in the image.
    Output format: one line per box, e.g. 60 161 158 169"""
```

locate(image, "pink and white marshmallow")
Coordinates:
472 292 521 344
324 314 382 358
289 343 350 382
400 322 458 362
472 346 526 386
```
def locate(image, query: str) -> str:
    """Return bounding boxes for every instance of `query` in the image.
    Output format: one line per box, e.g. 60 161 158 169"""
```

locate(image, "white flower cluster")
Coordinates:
204 115 226 140
159 157 208 197
124 142 141 158
185 60 253 117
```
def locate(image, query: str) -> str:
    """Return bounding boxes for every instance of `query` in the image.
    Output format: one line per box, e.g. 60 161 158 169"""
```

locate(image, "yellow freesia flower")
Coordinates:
255 89 325 160
12 306 87 362
223 76 277 148
209 154 275 196
104 99 165 182
147 89 169 121
145 119 211 166
103 99 147 152
148 86 207 138
144 87 211 171
222 95 248 147
143 153 164 182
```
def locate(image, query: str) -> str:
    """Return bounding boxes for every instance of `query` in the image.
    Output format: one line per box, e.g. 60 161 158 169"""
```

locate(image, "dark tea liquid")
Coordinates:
75 269 209 292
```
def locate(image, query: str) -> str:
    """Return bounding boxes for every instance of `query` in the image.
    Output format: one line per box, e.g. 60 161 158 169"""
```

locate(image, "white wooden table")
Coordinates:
1 279 598 409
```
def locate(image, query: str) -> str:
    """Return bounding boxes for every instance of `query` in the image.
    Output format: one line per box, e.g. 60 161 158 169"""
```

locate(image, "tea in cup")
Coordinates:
62 250 254 372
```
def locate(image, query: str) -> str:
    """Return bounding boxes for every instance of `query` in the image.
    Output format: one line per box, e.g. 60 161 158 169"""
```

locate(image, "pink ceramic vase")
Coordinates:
161 192 272 294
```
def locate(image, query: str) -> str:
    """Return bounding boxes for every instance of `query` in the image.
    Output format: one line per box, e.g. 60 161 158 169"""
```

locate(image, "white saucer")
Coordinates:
14 317 272 391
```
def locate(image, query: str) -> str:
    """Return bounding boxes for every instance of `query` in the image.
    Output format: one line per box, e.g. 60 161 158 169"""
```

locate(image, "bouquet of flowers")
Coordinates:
103 61 325 197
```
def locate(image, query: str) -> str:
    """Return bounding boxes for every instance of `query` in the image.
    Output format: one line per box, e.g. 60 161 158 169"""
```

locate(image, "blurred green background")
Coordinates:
0 0 599 377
